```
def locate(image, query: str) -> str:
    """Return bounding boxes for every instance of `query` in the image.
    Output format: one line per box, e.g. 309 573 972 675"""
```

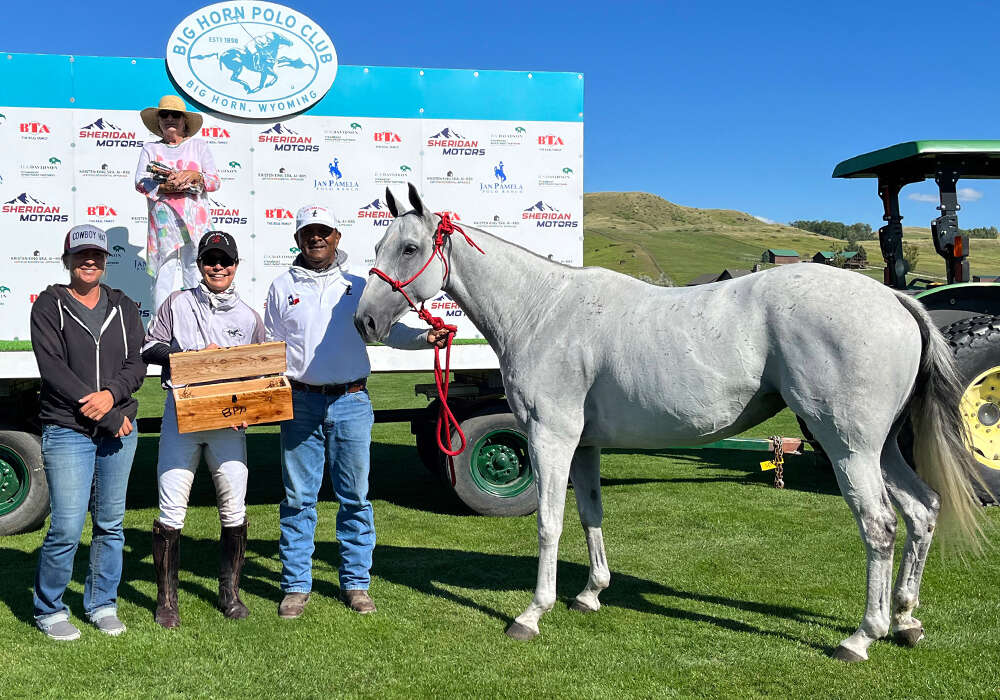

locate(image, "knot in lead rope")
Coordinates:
368 212 485 485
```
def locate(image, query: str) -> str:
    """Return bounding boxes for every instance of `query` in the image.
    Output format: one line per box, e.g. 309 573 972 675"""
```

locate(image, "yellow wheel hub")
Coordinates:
960 366 1000 471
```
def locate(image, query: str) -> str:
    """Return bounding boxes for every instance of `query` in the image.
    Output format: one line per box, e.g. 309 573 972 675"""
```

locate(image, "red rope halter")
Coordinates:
369 212 485 484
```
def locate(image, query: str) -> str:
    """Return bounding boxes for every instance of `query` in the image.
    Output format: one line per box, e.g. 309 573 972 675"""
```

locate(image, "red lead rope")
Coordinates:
369 213 485 485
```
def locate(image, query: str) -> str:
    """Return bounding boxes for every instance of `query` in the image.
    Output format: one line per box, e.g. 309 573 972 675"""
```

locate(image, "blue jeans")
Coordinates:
279 388 375 593
33 425 137 628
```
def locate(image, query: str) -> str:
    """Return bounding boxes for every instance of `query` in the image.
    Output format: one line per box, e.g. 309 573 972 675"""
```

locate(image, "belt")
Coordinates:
289 379 366 397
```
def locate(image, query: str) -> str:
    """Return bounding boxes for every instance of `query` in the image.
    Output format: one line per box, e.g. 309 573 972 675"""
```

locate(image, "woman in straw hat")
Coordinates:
134 95 221 313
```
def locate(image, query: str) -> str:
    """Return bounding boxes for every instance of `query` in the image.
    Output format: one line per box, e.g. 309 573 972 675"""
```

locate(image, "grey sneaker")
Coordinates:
93 614 126 637
42 620 81 641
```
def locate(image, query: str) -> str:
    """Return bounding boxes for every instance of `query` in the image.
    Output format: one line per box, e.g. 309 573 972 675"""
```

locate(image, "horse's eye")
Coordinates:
402 244 418 256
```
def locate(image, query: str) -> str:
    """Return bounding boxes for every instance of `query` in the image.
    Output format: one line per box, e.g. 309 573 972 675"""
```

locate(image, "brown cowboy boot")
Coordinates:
152 520 181 628
218 519 249 620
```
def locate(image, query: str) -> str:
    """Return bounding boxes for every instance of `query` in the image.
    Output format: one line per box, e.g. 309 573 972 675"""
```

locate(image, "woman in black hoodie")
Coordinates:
29 225 147 641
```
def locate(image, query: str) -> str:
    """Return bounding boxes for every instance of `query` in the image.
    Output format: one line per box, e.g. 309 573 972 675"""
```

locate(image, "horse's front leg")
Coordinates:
568 445 609 613
506 422 580 641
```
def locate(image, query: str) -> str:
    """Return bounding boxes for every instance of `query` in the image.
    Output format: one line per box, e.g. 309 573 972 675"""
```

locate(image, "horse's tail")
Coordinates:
894 292 985 551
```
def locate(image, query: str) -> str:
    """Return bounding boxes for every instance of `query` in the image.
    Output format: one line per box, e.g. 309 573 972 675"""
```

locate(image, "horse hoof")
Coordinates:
505 622 538 641
831 645 866 663
570 599 598 613
894 627 925 648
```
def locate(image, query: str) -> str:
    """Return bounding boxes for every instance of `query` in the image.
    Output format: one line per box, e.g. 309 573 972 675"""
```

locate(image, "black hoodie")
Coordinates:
30 284 147 436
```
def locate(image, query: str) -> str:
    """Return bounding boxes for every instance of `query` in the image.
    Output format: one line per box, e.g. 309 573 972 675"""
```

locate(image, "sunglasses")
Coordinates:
201 255 236 267
158 110 184 120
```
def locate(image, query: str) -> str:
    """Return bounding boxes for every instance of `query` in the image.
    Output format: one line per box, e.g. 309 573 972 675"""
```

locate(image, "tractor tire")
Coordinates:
0 430 48 535
446 410 537 517
941 314 1000 505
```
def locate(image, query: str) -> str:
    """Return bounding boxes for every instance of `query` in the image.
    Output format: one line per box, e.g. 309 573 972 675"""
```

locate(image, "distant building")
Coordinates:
812 250 863 268
763 248 800 265
686 268 754 286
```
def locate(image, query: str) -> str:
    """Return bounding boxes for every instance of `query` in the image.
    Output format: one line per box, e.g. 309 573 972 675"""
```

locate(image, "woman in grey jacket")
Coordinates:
141 230 264 628
29 225 147 641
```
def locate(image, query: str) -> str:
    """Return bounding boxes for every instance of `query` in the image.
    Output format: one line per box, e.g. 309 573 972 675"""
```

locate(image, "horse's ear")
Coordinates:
385 187 400 218
407 182 425 218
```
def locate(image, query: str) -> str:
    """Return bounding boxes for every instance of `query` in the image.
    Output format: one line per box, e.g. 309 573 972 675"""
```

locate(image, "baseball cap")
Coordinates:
295 205 338 234
197 230 239 261
64 224 110 255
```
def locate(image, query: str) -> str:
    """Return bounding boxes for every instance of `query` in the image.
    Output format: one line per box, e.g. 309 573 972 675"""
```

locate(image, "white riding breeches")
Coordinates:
157 393 249 529
153 244 200 314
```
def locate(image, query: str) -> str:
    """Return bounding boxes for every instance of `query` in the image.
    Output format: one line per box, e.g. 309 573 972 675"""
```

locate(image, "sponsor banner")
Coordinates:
0 101 581 336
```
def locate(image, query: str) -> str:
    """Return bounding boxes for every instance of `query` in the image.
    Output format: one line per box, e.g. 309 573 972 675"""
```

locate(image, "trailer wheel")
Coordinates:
941 315 1000 505
448 411 537 517
0 430 48 535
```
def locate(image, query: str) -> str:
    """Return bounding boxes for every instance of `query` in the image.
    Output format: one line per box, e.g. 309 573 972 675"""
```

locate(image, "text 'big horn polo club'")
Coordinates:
166 1 338 119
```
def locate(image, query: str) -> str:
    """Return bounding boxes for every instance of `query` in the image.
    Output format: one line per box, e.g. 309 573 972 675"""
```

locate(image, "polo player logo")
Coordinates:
192 31 313 95
494 161 507 183
329 159 342 180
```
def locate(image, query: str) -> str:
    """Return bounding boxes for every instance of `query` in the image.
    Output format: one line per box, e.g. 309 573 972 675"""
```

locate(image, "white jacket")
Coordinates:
264 250 427 385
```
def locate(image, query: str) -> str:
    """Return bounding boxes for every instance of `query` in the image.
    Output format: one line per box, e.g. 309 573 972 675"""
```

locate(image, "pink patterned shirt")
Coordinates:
134 138 221 276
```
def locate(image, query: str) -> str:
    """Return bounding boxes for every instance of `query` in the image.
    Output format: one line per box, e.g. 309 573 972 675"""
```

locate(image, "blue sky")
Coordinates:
3 0 1000 229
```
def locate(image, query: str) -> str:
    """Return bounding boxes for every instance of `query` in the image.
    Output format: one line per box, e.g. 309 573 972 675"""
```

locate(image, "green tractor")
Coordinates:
834 140 1000 503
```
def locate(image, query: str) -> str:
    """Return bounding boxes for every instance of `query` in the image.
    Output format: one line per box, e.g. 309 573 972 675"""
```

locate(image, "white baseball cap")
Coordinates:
64 224 110 255
295 205 338 234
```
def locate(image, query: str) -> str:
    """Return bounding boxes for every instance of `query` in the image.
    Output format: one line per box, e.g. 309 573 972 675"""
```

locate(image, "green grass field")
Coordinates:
2 374 998 698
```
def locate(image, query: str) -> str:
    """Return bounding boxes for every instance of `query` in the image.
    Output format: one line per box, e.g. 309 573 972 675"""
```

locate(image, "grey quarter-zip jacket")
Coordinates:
30 283 147 437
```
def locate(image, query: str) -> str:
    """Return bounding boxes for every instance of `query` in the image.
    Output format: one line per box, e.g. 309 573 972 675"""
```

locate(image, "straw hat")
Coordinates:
140 95 204 138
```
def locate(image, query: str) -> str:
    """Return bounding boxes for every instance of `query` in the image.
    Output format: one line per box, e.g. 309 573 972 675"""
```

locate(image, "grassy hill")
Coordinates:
583 191 1000 285
583 192 847 285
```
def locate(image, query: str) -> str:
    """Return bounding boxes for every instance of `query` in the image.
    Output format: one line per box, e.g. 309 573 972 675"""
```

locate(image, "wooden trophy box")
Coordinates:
170 341 293 433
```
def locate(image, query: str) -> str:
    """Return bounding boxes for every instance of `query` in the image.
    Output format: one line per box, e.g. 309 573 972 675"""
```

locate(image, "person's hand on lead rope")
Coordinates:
427 328 450 348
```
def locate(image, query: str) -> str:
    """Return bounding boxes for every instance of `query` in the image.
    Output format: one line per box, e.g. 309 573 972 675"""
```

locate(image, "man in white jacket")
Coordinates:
265 205 447 618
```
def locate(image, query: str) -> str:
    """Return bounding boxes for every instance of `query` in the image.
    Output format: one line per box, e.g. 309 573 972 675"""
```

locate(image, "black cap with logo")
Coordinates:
197 230 239 262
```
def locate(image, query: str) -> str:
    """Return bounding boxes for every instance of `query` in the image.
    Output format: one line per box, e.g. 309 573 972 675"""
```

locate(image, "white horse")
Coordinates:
354 184 984 662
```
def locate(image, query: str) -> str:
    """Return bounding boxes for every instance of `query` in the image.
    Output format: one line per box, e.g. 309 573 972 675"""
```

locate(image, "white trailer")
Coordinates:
0 52 584 532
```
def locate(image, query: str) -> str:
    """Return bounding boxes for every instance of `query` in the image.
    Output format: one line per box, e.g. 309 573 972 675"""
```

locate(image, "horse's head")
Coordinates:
355 183 444 342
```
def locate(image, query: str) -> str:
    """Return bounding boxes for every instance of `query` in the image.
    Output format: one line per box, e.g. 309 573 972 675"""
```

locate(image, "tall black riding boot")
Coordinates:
218 518 250 620
152 519 181 629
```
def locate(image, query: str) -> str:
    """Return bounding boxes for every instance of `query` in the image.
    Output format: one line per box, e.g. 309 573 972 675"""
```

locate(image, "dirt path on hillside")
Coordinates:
593 226 672 282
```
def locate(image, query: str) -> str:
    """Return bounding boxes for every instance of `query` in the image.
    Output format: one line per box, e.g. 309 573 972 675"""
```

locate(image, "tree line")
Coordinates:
789 220 875 242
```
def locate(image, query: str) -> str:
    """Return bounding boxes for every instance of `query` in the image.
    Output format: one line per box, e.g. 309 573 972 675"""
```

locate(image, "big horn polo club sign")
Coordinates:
166 1 337 118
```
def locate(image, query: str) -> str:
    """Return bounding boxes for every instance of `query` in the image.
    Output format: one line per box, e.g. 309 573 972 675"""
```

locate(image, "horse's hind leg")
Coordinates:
568 446 610 613
881 430 940 647
828 449 898 662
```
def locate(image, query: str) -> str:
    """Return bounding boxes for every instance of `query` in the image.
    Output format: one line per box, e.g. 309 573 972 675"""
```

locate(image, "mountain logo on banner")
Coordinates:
166 2 338 119
522 201 578 228
80 118 123 132
357 198 393 226
6 193 45 205
262 123 297 135
2 193 68 222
